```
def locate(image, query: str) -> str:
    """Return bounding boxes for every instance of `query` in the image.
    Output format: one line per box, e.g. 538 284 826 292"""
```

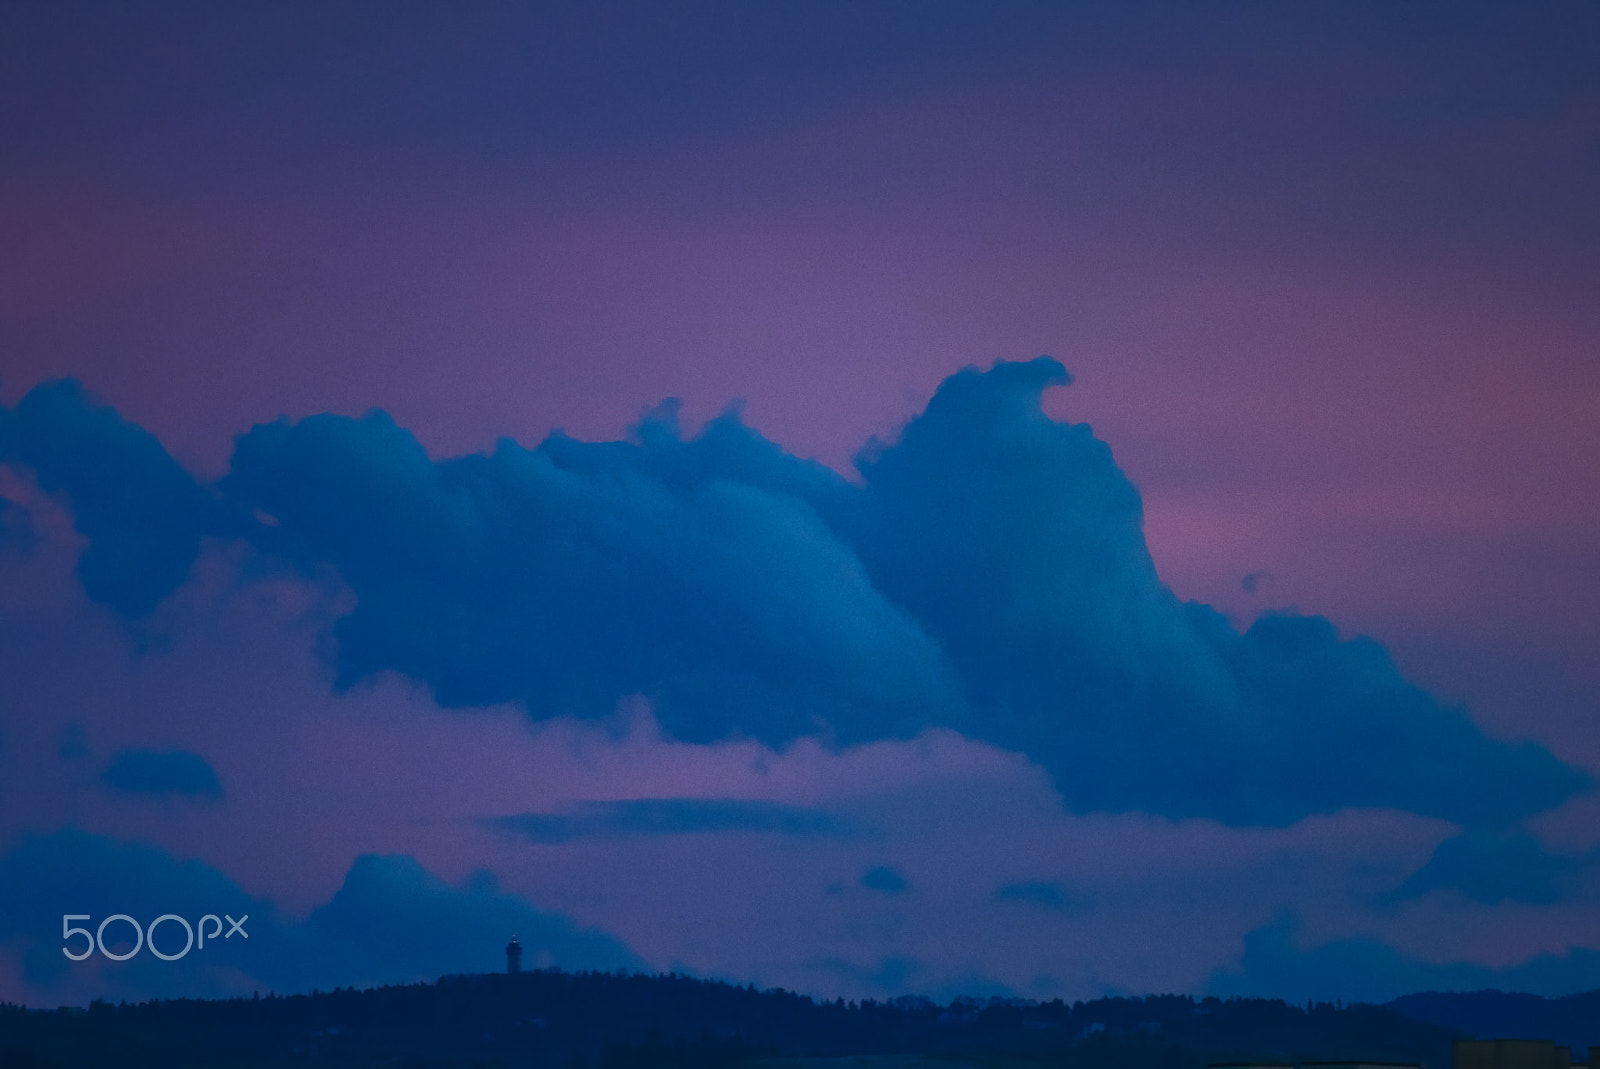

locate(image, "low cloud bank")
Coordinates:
1391 829 1600 905
0 829 638 1003
1212 914 1600 1005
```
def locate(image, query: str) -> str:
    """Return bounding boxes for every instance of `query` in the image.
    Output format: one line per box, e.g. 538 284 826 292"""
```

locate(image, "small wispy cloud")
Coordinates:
101 748 222 799
487 797 854 843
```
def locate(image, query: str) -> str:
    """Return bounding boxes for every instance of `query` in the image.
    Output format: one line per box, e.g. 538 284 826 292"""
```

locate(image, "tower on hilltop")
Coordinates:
506 935 522 975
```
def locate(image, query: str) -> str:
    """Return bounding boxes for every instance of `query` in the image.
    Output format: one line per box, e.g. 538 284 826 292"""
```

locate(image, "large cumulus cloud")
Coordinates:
222 404 958 744
0 362 1585 827
825 360 1584 825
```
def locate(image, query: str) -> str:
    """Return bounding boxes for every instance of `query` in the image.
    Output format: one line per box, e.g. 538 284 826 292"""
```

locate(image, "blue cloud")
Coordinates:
860 865 907 893
0 381 234 616
821 359 1587 827
0 829 637 1001
0 828 290 998
489 797 853 843
1211 914 1600 1005
0 494 35 553
305 853 639 984
6 362 1587 830
58 723 88 761
993 880 1091 914
1391 830 1599 905
101 748 223 798
221 406 957 746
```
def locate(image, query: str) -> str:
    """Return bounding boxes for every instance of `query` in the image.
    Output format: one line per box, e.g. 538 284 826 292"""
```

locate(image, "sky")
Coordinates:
1 0 1598 1008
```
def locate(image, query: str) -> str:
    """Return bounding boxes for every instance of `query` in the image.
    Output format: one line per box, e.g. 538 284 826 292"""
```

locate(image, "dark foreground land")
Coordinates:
0 969 1545 1069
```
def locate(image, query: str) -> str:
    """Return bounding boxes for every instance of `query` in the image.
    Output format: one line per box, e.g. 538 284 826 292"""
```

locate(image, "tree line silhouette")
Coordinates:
0 968 1474 1069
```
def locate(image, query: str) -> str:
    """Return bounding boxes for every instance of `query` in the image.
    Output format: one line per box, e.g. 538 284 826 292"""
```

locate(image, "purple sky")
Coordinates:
1 1 1598 1007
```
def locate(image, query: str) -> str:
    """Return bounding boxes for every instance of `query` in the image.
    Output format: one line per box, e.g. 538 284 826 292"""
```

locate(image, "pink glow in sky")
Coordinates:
1 1 1598 1009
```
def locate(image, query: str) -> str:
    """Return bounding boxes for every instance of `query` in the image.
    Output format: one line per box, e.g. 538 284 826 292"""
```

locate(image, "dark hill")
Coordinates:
1387 990 1600 1049
1 970 1464 1069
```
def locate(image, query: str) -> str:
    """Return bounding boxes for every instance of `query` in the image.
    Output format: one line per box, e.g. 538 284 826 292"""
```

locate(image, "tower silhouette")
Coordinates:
506 935 522 975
